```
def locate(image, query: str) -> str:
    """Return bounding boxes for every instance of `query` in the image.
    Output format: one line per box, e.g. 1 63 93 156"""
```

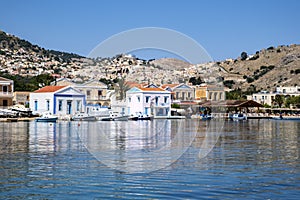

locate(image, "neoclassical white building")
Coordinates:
30 85 86 116
126 87 171 117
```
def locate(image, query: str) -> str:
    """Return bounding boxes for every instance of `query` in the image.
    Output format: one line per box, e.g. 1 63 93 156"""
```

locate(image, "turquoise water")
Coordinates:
0 119 299 199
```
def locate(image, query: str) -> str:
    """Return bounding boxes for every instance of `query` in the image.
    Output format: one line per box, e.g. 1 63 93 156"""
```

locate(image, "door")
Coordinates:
3 100 8 107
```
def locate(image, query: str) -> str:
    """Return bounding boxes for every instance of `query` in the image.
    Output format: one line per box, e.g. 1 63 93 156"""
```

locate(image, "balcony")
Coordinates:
86 95 107 101
0 92 13 98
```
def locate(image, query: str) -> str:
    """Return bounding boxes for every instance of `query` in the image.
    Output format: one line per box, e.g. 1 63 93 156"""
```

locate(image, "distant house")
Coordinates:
194 84 225 102
126 87 171 117
13 91 30 106
0 77 14 107
161 83 195 102
29 85 85 116
52 78 109 106
248 86 300 107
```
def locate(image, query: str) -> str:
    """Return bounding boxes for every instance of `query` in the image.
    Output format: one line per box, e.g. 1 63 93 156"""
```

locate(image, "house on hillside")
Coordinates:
161 83 195 102
126 87 171 117
248 86 300 107
194 84 225 102
29 85 85 116
52 78 109 106
0 77 14 108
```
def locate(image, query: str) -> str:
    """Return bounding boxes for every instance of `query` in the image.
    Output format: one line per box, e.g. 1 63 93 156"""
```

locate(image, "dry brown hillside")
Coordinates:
218 44 300 91
150 58 192 70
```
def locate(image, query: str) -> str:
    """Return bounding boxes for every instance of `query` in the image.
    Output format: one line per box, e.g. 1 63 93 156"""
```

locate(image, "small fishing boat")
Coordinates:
229 113 247 121
128 112 152 120
35 112 58 122
109 111 129 121
71 112 96 121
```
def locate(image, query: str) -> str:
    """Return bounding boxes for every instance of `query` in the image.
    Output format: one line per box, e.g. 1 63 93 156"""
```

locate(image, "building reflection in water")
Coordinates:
78 120 201 173
0 120 299 174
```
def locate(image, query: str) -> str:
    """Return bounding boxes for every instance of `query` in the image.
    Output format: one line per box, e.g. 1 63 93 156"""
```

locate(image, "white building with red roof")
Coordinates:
126 87 171 118
29 85 85 116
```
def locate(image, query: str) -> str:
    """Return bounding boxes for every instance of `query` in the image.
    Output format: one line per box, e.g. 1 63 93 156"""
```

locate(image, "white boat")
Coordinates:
71 112 96 121
85 105 111 121
109 111 129 121
35 112 58 122
128 112 153 120
230 113 247 120
10 104 33 117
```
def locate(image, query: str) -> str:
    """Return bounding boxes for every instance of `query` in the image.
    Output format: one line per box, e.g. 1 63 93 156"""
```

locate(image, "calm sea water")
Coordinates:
0 119 299 199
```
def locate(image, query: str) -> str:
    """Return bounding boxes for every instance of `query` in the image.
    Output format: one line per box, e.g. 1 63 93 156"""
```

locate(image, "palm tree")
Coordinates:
114 77 130 101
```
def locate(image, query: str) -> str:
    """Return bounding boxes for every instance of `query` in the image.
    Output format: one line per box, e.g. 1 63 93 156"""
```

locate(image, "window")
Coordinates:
98 90 102 96
129 97 131 103
58 100 63 111
46 100 50 111
182 92 185 100
164 96 168 103
87 90 91 98
145 96 150 103
3 86 8 93
34 100 38 111
155 96 159 106
77 100 81 111
137 96 140 102
219 93 223 100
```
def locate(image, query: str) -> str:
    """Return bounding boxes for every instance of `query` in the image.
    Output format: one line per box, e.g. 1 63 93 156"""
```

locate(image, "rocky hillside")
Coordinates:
149 58 192 70
217 44 300 91
0 29 299 92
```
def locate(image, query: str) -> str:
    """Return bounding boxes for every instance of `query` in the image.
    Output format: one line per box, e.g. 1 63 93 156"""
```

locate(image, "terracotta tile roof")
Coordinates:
161 84 180 89
138 87 168 92
126 82 148 88
34 86 66 93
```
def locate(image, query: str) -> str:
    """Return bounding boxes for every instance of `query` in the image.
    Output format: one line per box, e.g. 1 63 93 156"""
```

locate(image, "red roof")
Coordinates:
161 84 180 89
138 87 167 92
34 86 66 93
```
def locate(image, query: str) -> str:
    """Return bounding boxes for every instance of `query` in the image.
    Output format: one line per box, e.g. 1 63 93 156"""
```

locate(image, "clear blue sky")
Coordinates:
0 0 299 62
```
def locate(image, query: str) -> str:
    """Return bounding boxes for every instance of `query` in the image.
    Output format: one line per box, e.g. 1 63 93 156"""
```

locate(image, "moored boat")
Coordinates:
35 112 58 122
71 112 96 121
229 113 247 120
128 112 153 120
109 111 129 121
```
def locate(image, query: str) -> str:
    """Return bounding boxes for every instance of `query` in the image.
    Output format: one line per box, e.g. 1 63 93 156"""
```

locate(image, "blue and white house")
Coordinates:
126 87 171 118
29 85 86 116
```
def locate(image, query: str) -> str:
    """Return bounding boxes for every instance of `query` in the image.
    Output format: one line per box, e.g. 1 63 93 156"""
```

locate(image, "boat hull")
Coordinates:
35 117 58 122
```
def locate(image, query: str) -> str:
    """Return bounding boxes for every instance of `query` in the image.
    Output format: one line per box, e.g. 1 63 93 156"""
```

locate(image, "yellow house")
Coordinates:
194 84 225 101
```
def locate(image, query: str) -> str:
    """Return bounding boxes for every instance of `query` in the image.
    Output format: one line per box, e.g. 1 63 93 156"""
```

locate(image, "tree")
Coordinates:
189 77 203 85
114 77 130 101
285 96 300 108
241 52 248 60
273 94 284 108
